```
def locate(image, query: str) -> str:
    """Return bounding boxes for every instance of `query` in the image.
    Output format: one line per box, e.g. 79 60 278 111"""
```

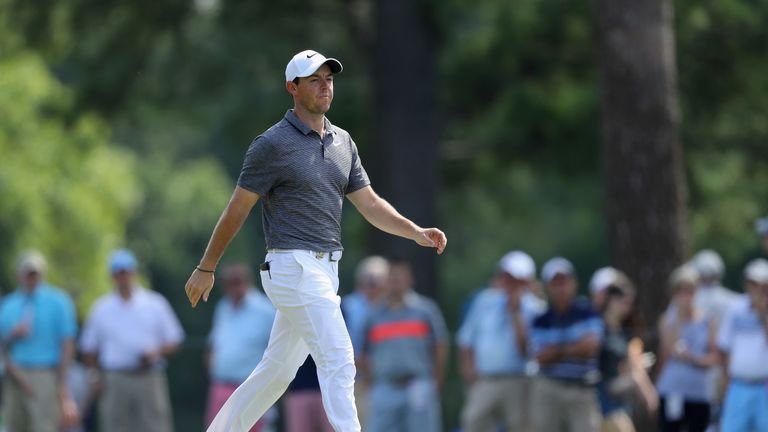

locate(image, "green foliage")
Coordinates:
2 0 768 429
0 50 140 312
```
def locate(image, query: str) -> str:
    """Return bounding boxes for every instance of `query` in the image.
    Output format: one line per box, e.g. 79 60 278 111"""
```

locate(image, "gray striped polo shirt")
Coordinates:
237 110 370 252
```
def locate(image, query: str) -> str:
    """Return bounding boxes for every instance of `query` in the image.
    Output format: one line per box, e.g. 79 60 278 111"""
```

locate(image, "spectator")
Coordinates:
656 265 718 432
690 249 741 325
755 217 768 256
205 264 276 432
0 250 79 432
716 258 768 432
689 249 741 428
80 249 184 432
341 255 389 424
598 283 658 432
360 258 448 432
457 250 543 432
529 257 603 432
284 357 333 432
590 266 629 311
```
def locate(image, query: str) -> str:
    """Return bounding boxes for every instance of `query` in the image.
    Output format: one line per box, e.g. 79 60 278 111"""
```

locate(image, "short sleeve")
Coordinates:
79 308 100 354
456 302 478 348
345 138 370 194
424 300 449 344
0 300 10 339
157 297 185 345
59 294 78 339
716 308 735 352
237 136 279 196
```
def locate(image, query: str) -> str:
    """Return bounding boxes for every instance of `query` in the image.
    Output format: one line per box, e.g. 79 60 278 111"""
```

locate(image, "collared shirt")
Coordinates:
530 297 603 383
362 292 448 382
237 110 370 252
342 291 374 355
695 283 742 325
717 297 768 381
457 287 544 376
208 289 275 383
0 283 77 367
80 287 184 371
656 313 711 401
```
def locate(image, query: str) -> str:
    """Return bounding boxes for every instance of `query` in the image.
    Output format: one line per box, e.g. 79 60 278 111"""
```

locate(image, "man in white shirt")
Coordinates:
717 258 768 432
205 264 275 432
80 249 185 432
691 249 741 325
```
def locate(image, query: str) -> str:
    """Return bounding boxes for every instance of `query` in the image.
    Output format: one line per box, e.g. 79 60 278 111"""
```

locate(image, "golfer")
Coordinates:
184 49 447 432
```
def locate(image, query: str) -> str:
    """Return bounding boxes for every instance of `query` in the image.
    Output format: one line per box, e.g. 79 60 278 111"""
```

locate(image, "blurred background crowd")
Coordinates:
2 0 768 430
1 220 767 431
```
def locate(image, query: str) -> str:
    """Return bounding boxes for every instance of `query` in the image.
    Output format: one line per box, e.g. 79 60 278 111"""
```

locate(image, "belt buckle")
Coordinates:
315 251 325 260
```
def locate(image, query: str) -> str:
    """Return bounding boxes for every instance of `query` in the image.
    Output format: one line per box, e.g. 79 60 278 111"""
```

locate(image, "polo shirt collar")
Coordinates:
284 110 335 137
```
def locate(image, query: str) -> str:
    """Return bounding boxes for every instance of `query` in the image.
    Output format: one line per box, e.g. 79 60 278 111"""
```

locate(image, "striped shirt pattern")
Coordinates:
237 110 370 252
362 293 449 382
530 297 603 383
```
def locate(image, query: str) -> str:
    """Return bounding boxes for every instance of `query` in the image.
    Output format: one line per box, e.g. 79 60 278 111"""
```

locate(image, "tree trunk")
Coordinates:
370 0 440 298
594 0 687 333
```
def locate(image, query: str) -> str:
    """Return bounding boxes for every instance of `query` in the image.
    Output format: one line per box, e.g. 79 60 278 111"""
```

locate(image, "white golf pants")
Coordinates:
207 250 360 432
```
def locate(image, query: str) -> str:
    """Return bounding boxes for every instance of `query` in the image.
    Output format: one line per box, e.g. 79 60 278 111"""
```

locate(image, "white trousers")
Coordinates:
207 250 360 432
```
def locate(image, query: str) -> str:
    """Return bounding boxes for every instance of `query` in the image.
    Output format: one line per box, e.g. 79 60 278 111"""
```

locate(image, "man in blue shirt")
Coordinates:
717 258 768 432
529 257 603 432
206 264 276 432
457 250 544 432
0 251 78 432
360 259 448 432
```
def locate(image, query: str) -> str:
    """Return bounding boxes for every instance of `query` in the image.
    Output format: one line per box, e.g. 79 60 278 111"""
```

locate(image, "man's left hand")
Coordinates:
414 228 447 254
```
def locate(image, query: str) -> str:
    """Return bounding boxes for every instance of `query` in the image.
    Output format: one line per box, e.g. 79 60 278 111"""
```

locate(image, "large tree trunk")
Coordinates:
595 3 688 427
594 0 687 332
370 0 440 298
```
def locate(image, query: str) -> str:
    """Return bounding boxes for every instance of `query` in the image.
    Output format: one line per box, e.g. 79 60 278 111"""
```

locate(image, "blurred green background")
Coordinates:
1 0 767 429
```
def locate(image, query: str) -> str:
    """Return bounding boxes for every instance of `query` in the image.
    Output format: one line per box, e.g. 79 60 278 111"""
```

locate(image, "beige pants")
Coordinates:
100 370 173 432
462 376 530 432
531 378 602 432
600 410 636 432
2 369 59 432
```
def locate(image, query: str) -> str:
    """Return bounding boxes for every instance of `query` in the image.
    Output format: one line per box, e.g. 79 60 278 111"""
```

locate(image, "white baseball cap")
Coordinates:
285 50 343 82
16 250 47 275
691 249 725 279
498 251 536 280
744 258 768 284
541 257 575 284
589 266 619 295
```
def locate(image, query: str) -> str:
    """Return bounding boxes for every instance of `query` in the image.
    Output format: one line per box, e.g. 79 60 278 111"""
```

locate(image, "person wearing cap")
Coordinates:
690 249 741 326
80 249 184 432
656 265 717 432
457 250 544 432
596 283 658 432
529 257 603 432
358 258 448 432
186 49 447 432
0 250 79 432
341 255 390 425
205 264 276 432
590 266 625 310
716 258 768 432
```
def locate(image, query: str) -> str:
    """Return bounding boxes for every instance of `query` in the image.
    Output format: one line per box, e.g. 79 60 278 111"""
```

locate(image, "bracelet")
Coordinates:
195 266 215 273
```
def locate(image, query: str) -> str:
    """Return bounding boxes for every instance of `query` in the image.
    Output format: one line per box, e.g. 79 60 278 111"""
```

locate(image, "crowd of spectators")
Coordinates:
1 216 767 432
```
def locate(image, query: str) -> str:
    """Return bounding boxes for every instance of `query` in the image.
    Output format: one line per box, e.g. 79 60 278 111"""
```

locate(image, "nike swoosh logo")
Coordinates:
307 53 317 58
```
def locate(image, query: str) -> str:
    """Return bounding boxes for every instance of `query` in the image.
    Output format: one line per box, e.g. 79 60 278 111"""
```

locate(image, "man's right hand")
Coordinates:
185 269 215 308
